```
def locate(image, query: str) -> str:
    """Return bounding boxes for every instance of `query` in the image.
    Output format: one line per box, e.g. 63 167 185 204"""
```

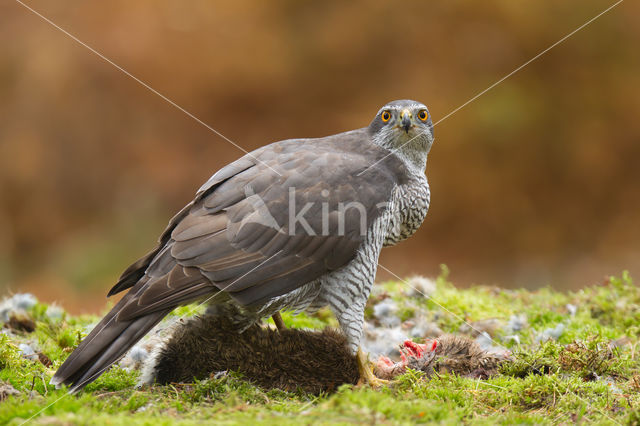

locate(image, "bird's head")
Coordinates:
368 100 434 165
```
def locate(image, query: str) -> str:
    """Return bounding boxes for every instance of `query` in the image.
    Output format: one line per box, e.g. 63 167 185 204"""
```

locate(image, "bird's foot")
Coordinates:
356 347 390 388
356 375 390 388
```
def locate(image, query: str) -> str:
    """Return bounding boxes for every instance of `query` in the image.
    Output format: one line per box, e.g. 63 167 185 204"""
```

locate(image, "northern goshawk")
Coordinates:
52 99 434 391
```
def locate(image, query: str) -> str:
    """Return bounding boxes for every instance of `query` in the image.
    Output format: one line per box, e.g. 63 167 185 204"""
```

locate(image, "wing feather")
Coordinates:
111 129 406 313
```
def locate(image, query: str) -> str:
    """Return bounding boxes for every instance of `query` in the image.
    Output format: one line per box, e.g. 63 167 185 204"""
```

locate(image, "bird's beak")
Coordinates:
400 109 412 133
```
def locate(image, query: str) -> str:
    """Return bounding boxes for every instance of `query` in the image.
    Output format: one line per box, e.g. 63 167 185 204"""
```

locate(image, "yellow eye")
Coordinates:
381 110 391 122
418 109 428 121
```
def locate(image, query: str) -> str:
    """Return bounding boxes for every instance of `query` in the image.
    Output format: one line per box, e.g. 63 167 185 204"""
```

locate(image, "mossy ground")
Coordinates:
2 271 640 425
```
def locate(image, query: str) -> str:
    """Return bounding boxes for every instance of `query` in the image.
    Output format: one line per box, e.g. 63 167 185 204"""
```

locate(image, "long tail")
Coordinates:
51 294 170 393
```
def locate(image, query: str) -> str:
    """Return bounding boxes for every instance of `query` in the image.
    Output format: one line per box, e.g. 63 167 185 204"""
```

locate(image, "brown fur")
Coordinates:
374 335 508 380
152 315 359 394
433 335 507 378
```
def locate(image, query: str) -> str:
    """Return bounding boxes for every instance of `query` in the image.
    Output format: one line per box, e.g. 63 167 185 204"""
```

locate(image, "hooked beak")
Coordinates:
400 109 412 133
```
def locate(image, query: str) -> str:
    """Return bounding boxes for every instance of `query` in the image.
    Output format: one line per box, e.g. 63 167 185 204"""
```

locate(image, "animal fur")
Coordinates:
432 335 507 378
144 315 359 394
143 316 508 393
375 335 508 380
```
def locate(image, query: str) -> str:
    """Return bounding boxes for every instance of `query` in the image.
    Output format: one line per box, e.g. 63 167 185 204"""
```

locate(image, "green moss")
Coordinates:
397 306 416 322
1 271 640 424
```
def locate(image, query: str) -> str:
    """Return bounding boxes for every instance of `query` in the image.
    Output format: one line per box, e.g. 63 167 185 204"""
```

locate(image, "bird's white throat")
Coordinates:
373 127 432 174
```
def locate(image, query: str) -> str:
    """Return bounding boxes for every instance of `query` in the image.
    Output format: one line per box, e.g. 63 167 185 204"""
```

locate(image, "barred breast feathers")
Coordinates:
384 177 430 247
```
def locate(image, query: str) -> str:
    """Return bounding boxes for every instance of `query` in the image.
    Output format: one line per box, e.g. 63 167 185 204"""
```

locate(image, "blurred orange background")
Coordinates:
1 1 638 314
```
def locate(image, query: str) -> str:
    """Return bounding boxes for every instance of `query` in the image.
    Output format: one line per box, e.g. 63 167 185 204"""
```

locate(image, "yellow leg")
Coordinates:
272 312 286 332
356 347 389 388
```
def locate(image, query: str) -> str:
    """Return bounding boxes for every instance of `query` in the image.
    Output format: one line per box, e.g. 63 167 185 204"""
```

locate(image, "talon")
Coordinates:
356 347 390 388
356 376 390 388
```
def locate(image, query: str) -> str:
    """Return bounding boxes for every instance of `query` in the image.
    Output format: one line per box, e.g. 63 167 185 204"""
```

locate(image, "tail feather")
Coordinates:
70 312 168 393
51 294 170 392
52 258 213 392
